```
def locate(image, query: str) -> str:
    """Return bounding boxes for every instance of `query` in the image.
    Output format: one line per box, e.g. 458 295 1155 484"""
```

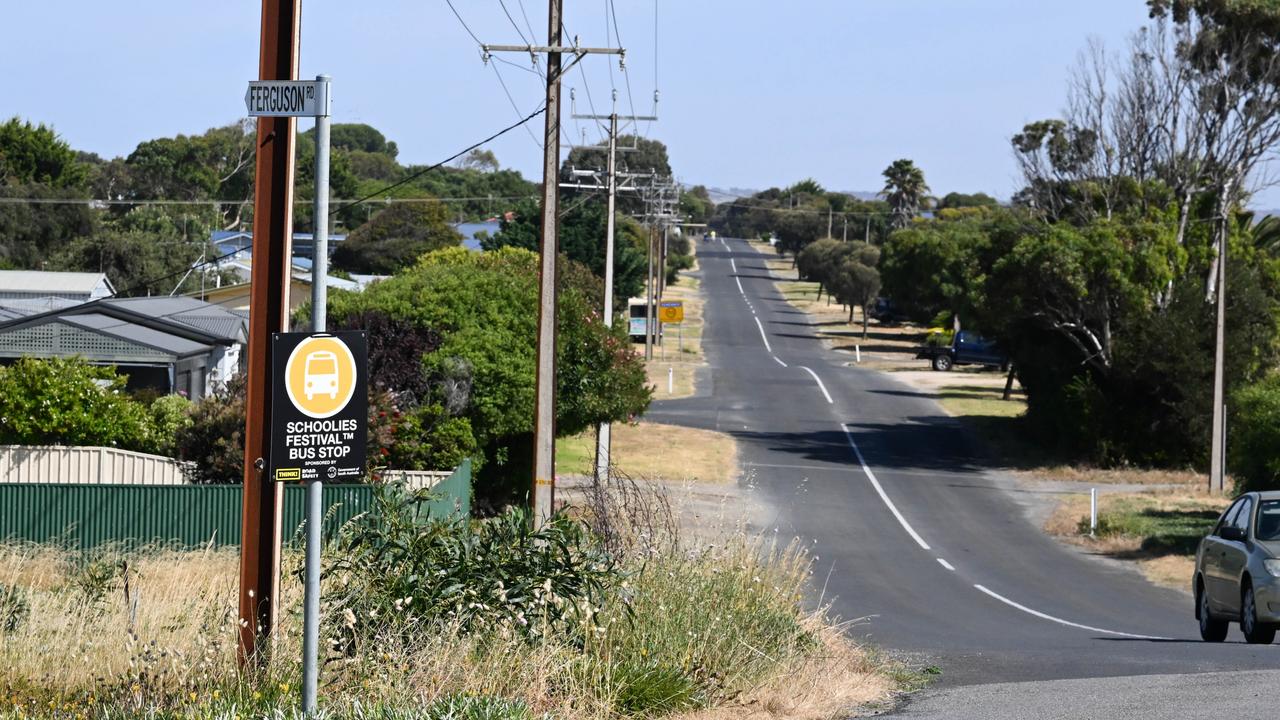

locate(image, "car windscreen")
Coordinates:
1257 500 1280 541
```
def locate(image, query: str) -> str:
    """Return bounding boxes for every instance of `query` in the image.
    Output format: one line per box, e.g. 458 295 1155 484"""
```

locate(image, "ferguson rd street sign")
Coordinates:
245 79 331 117
270 331 367 482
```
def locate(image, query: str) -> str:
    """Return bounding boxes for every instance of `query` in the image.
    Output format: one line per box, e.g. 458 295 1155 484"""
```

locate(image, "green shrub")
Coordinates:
326 484 619 649
147 393 192 457
419 694 538 720
0 357 154 452
1232 374 1280 492
609 660 702 717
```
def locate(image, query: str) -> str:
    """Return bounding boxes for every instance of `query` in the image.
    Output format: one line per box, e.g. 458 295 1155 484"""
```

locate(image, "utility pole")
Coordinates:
483 6 624 527
827 207 833 239
842 215 848 242
597 110 617 483
531 0 563 529
1209 212 1229 494
645 223 656 360
239 0 299 668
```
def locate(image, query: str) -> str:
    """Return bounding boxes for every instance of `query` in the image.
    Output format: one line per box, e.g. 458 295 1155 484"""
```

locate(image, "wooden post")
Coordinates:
238 0 300 667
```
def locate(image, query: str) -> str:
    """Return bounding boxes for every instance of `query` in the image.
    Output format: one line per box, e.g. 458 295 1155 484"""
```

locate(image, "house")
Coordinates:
187 260 380 315
0 296 247 400
0 270 114 304
210 230 347 261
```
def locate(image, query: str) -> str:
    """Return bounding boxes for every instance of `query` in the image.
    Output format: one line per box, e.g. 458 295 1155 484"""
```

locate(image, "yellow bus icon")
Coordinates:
284 336 357 419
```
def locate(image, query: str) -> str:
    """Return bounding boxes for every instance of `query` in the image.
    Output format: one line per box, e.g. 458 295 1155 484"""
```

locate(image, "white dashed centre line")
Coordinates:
753 316 773 352
798 366 834 404
840 423 931 550
973 585 1170 640
937 558 955 571
773 356 789 368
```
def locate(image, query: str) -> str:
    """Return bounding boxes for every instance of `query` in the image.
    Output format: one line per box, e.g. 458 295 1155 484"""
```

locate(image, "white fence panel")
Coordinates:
0 446 188 485
377 469 450 493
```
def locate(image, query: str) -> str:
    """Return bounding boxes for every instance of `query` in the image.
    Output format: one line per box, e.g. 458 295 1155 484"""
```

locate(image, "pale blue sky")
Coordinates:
9 1 1271 206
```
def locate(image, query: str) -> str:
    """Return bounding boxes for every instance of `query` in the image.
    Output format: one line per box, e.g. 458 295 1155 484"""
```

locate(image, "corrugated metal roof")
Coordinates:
0 270 112 295
61 313 210 356
102 297 246 341
0 297 84 317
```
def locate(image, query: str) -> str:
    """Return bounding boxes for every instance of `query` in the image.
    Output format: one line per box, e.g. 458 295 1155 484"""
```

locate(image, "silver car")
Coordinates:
1194 491 1280 643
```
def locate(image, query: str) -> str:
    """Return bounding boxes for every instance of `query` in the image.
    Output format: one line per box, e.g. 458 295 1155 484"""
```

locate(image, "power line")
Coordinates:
333 105 547 215
0 195 537 207
490 62 546 150
608 0 640 140
498 0 533 46
443 0 484 46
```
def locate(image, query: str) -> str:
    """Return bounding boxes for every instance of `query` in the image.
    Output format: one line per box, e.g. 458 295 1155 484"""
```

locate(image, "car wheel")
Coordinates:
1241 584 1276 644
1198 581 1228 642
932 355 953 372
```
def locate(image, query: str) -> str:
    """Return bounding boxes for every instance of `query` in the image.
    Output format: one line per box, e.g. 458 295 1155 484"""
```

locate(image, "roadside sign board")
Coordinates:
629 317 647 336
270 331 367 482
659 300 684 323
245 79 331 117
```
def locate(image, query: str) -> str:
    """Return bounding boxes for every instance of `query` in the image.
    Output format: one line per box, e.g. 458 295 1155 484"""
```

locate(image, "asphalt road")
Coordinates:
645 237 1280 716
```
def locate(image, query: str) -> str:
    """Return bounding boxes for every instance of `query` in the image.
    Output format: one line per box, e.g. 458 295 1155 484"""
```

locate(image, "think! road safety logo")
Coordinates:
284 335 358 419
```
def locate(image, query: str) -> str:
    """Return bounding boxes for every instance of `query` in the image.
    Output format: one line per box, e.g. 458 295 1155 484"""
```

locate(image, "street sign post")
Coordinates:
247 73 334 715
659 300 684 354
245 79 331 118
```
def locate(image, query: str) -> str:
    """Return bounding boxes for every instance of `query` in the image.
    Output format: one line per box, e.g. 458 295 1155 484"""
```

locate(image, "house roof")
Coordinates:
59 313 211 356
0 270 114 295
0 295 247 352
0 296 84 319
102 297 247 342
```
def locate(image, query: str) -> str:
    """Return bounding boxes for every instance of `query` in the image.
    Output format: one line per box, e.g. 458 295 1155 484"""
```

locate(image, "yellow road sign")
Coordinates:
659 301 684 323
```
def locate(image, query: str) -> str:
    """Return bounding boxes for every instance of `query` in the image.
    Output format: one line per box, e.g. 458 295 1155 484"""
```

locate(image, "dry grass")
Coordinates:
0 543 274 693
669 622 893 720
0 474 907 719
558 422 739 484
1019 465 1204 487
1043 489 1230 590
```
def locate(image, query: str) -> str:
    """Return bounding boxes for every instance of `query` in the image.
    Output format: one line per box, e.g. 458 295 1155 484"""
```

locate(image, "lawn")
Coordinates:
557 421 738 484
1045 490 1230 589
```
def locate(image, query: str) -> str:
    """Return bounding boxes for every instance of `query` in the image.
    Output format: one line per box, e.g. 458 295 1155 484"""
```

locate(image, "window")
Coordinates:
1257 500 1280 542
1217 499 1245 536
1231 497 1254 536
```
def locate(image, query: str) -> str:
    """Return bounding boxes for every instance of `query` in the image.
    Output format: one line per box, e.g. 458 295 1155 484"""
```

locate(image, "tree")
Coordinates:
678 185 714 224
458 149 499 173
881 221 990 324
832 255 882 337
327 247 650 507
0 118 87 189
881 159 930 229
0 358 155 452
330 124 398 157
485 197 647 303
562 135 673 214
331 202 461 274
936 192 998 210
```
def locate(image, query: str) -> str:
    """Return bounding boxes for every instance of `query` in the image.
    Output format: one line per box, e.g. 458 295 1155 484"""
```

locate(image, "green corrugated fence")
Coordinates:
0 459 470 551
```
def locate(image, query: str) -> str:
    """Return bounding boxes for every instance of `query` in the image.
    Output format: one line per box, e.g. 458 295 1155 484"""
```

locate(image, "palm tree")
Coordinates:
881 159 930 231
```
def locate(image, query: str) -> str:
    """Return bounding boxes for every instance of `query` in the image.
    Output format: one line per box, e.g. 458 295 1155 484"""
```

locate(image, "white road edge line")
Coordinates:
798 366 834 404
841 423 931 550
731 258 738 272
973 584 1170 640
753 316 773 352
937 558 955 571
772 355 789 368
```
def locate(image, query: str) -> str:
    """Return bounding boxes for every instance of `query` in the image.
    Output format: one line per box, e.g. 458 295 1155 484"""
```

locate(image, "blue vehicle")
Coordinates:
916 330 1008 372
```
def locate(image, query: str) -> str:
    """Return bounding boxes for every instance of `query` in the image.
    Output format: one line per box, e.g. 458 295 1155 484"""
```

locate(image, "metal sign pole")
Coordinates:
302 74 331 716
